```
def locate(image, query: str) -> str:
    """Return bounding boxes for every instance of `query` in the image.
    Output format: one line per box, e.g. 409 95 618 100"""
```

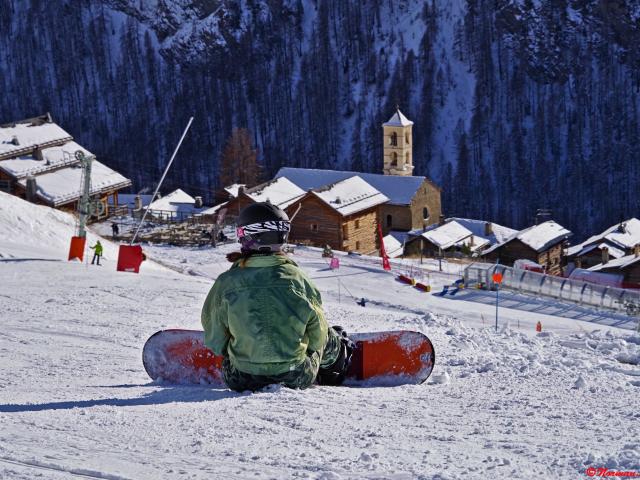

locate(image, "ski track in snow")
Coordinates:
1 192 639 479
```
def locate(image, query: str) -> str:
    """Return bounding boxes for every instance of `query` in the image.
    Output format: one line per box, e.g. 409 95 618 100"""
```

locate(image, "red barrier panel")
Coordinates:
397 274 415 285
117 245 145 273
415 282 431 292
68 236 86 261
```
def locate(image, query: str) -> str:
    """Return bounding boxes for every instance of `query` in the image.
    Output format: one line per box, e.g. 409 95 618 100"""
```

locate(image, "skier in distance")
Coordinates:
201 202 354 391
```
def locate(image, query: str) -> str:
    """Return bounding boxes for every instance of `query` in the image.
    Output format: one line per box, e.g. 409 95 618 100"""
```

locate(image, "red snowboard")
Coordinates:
142 329 435 387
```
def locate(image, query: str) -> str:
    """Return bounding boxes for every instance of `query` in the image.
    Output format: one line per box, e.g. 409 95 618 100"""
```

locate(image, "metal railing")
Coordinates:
464 263 640 316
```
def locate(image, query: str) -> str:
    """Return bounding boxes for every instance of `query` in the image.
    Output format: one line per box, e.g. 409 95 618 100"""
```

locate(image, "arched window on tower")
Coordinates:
405 132 410 144
390 132 397 146
423 207 429 221
391 152 398 166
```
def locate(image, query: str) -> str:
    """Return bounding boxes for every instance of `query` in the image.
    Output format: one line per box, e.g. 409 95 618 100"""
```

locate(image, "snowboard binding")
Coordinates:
317 326 355 386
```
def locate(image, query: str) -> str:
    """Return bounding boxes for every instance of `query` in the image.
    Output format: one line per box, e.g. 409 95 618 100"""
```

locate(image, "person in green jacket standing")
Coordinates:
90 240 103 265
201 202 354 392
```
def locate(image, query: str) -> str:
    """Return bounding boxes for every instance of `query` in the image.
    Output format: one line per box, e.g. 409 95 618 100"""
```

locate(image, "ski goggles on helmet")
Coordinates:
236 220 291 240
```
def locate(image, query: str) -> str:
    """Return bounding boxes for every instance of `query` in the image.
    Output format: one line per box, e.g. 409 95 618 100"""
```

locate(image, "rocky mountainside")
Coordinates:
1 0 639 239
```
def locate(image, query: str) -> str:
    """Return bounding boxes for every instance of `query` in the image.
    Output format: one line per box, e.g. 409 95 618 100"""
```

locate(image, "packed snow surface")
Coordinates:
1 192 639 479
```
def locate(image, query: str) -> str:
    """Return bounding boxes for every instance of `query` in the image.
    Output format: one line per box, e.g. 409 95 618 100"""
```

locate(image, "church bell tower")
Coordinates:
382 108 414 176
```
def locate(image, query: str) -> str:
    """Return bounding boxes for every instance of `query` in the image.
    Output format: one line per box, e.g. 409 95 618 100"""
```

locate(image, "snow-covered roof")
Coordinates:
200 202 228 216
446 218 517 246
383 109 414 127
243 177 305 209
17 160 132 207
0 121 72 160
420 220 490 251
276 167 433 205
383 232 407 258
569 218 640 256
224 183 245 198
148 189 196 212
570 242 626 260
312 176 389 216
484 220 572 254
0 142 91 179
588 253 640 272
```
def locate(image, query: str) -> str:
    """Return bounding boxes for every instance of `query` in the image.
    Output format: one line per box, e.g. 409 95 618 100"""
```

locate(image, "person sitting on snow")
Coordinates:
90 240 103 265
201 202 354 391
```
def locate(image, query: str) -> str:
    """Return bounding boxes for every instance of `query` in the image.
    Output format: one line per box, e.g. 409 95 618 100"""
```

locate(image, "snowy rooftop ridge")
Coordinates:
312 176 389 216
446 217 517 246
420 220 490 251
0 142 92 179
484 220 572 254
588 252 640 272
0 120 72 160
568 218 640 256
17 160 131 207
276 167 435 206
148 189 196 212
243 177 305 209
383 108 414 127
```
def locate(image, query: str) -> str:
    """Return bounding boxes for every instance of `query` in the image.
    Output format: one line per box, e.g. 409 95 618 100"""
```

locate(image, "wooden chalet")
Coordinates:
275 167 441 235
588 245 640 288
483 220 572 275
567 218 640 269
221 177 305 219
0 114 131 218
287 176 389 253
404 220 489 257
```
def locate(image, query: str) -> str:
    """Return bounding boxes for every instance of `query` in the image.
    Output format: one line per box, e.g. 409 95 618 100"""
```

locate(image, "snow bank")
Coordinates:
0 191 115 261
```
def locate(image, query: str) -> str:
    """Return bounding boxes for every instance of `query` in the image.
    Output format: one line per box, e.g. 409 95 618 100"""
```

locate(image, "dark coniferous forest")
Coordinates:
1 0 639 240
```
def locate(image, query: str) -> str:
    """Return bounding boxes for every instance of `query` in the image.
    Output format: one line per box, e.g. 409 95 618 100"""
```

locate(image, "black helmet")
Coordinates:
236 202 290 252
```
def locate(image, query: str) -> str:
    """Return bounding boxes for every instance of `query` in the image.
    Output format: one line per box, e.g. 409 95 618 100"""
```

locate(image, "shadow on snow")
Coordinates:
0 384 242 413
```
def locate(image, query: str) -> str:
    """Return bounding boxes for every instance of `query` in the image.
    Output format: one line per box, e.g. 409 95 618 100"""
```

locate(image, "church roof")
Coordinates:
383 109 413 127
276 167 433 206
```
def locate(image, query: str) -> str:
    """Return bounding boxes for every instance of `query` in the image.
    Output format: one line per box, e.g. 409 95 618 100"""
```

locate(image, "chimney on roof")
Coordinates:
601 246 609 265
11 135 19 146
25 176 37 202
438 214 445 225
469 235 475 247
194 196 203 208
34 146 43 161
484 222 493 237
238 186 245 195
134 195 143 210
618 222 627 233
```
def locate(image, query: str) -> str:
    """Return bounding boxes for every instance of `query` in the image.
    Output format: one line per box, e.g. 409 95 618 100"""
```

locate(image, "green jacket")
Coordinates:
91 242 103 255
201 254 328 376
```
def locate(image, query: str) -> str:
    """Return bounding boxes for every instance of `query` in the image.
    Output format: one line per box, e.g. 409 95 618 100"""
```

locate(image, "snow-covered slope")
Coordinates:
1 194 639 479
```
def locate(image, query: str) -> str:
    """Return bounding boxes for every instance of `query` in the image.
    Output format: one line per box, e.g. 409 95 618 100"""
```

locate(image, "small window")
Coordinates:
342 224 348 239
386 215 392 228
310 223 318 232
423 207 429 220
405 152 410 164
405 132 410 144
355 241 361 251
390 132 398 146
355 219 360 229
391 152 398 166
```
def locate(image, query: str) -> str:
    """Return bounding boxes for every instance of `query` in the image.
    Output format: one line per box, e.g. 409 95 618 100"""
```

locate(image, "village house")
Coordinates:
566 218 640 269
0 114 131 218
221 176 305 219
276 109 441 240
404 218 517 258
145 189 207 221
286 176 389 253
483 220 572 275
587 245 640 288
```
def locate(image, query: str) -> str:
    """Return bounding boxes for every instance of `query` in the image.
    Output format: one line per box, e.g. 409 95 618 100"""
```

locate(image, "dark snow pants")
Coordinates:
222 328 343 392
